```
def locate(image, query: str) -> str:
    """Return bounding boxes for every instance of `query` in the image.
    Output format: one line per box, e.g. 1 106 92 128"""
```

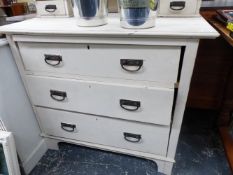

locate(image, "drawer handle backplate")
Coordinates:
61 122 76 132
50 90 67 101
45 4 57 12
124 132 142 143
44 54 62 66
120 99 141 111
170 1 186 11
120 59 143 72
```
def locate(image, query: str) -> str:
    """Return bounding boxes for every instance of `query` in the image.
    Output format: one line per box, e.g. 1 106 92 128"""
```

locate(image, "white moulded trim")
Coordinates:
22 139 48 174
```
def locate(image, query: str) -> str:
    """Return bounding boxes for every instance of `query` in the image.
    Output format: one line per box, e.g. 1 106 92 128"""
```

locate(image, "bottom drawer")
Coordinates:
36 107 170 156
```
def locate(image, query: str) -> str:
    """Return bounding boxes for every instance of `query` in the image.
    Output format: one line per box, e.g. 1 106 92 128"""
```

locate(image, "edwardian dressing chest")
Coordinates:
0 16 218 174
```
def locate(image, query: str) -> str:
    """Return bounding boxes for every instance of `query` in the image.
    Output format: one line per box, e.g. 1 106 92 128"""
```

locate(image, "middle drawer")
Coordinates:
26 75 174 126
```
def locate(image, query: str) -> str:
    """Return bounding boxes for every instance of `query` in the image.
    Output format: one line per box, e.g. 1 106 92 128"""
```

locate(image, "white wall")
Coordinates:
202 0 233 7
0 39 46 173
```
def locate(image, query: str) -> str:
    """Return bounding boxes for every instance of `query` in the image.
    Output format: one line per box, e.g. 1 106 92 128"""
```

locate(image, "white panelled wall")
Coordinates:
202 0 233 7
0 39 47 174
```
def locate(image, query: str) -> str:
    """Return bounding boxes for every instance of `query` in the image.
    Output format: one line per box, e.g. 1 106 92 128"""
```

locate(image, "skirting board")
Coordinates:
22 139 48 174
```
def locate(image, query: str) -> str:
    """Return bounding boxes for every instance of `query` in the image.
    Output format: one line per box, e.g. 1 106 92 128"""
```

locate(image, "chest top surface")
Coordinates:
0 15 219 39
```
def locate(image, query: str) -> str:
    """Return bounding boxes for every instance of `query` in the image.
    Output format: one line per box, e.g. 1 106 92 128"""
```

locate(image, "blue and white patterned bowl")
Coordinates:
124 7 150 26
119 0 158 28
77 0 100 18
74 0 108 26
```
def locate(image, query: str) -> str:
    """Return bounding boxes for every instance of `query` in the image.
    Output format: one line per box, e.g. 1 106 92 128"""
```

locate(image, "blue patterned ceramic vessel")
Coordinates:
78 0 99 18
74 0 108 26
119 0 158 29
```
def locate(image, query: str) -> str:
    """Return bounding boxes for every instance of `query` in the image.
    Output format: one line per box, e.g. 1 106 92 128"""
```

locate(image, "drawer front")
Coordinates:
36 107 170 156
36 0 67 16
27 75 174 126
19 43 181 87
159 0 200 16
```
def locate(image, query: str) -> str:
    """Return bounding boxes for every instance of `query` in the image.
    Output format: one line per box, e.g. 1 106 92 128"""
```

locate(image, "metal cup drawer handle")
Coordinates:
61 123 76 132
124 132 142 143
170 1 186 11
120 99 141 111
45 5 57 13
120 59 143 72
50 90 67 101
44 54 62 66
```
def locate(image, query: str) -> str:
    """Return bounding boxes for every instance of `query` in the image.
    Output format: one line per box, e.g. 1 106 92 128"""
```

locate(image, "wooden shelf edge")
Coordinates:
219 127 233 172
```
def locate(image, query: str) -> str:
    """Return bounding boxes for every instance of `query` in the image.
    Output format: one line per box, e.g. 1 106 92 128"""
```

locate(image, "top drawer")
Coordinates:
158 0 201 17
36 0 73 17
18 43 181 87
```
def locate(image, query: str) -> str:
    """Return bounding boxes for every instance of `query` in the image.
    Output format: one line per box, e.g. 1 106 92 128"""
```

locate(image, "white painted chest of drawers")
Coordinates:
0 16 218 175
